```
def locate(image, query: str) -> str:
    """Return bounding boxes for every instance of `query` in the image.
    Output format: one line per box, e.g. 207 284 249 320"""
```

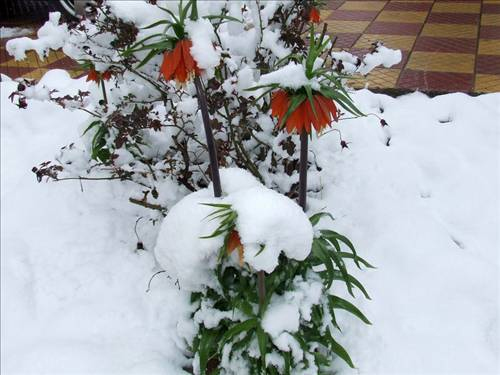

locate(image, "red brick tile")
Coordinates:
0 66 36 79
0 48 12 64
476 55 500 75
330 33 361 48
45 56 79 70
413 37 477 54
480 25 500 39
328 10 379 21
483 4 500 14
427 13 479 25
398 70 474 92
384 2 433 12
365 22 423 35
329 0 346 10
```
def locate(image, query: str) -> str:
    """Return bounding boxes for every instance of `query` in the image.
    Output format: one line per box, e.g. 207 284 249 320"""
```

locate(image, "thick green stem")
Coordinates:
193 76 222 198
299 131 308 211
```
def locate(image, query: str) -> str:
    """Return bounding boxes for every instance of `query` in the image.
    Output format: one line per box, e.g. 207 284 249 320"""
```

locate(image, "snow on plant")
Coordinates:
5 0 399 373
7 0 398 213
155 168 373 373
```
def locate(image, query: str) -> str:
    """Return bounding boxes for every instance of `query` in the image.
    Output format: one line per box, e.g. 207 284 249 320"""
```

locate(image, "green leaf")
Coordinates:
198 329 218 375
327 329 355 368
189 0 198 21
135 48 161 69
332 271 371 300
312 239 335 288
204 14 243 24
256 325 267 367
142 19 172 30
338 252 376 269
219 318 258 350
329 295 371 324
82 120 103 136
309 212 334 226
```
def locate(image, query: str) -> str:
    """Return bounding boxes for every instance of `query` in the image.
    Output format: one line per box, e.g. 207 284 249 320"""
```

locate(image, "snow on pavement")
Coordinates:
1 70 499 374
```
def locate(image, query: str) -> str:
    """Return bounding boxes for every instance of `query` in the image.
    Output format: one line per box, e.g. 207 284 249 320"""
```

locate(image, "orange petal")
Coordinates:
310 7 321 23
313 95 329 130
175 57 188 83
181 39 196 73
271 90 289 118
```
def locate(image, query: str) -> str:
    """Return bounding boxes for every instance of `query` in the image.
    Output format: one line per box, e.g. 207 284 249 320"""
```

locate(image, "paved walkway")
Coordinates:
1 0 499 94
324 0 500 93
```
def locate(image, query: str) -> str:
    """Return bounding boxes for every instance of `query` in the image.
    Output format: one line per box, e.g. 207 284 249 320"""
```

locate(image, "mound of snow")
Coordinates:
154 168 313 290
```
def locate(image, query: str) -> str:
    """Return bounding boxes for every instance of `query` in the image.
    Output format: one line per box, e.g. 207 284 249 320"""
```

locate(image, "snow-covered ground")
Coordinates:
1 70 499 374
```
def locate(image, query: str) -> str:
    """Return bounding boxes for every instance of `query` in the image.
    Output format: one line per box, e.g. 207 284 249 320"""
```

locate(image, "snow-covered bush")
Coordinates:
5 1 400 373
155 168 372 374
7 0 397 212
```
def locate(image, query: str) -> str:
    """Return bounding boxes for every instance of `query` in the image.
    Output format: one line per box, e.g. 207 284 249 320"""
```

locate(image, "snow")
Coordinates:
5 12 69 60
262 29 292 59
155 168 313 279
186 19 221 72
2 69 499 374
0 26 33 39
358 44 402 75
227 186 314 273
259 62 319 91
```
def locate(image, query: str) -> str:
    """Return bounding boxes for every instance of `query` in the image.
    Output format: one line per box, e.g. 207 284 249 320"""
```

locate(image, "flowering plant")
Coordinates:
5 0 401 373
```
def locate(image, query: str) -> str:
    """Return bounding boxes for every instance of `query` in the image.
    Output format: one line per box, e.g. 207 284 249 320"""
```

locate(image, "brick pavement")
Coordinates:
1 0 499 93
323 0 500 93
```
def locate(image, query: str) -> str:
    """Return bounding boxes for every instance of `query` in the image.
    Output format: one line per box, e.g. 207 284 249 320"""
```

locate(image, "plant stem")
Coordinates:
101 79 108 106
193 76 222 198
258 270 265 312
299 130 308 211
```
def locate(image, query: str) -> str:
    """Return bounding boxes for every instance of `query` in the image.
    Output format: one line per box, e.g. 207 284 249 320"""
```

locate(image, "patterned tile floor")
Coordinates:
324 0 500 93
0 22 84 80
1 0 499 93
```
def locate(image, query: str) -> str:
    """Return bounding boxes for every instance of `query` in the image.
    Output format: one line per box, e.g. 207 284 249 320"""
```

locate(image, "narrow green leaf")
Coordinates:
329 295 371 324
309 212 334 226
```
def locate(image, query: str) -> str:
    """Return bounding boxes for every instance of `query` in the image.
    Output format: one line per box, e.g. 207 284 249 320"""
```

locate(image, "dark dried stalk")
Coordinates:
194 76 222 198
298 130 308 211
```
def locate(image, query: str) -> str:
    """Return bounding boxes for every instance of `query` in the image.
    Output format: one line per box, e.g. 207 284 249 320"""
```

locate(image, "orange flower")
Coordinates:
160 39 201 83
101 70 112 81
86 69 100 83
227 230 244 267
309 7 321 23
271 90 338 134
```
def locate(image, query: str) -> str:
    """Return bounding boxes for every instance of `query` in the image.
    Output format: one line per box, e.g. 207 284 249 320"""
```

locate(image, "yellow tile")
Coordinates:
348 68 401 89
22 68 50 80
406 52 475 74
354 34 416 50
375 11 428 23
320 9 333 19
421 24 478 39
482 14 500 26
40 50 63 65
339 1 387 11
478 39 500 55
68 69 86 79
475 74 500 93
325 20 370 34
431 3 480 13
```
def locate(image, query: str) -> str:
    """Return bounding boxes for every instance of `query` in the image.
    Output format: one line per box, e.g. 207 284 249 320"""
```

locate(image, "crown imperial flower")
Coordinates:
271 90 338 134
309 7 321 23
160 39 201 83
227 230 244 267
